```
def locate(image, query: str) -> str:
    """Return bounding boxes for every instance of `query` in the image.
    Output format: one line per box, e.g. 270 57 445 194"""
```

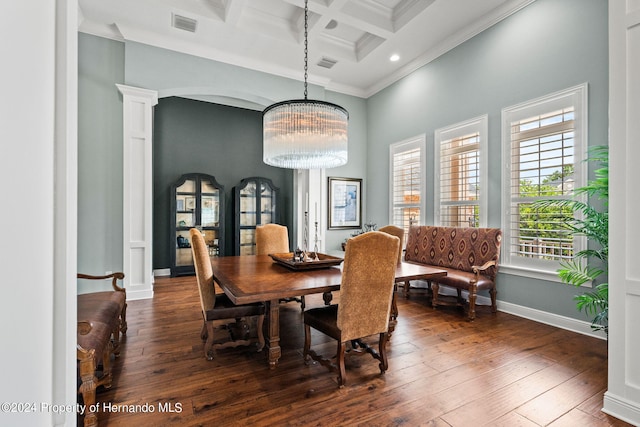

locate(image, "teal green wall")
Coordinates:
153 97 293 264
365 0 608 320
77 34 125 292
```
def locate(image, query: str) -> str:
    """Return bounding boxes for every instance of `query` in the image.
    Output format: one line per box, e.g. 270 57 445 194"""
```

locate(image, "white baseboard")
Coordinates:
603 391 640 426
154 268 171 277
496 299 607 340
431 284 606 340
125 288 154 300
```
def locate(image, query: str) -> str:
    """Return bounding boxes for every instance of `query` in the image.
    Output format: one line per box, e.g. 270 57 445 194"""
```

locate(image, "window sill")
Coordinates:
499 264 564 283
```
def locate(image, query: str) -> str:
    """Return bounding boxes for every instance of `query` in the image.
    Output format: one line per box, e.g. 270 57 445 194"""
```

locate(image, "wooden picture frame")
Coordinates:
328 177 362 229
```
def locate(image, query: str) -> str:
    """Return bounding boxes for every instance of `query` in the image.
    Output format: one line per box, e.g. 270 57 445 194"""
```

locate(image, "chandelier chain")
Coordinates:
304 0 308 100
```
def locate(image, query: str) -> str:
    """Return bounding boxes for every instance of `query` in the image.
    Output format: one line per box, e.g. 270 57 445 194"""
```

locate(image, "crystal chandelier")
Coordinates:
263 0 348 169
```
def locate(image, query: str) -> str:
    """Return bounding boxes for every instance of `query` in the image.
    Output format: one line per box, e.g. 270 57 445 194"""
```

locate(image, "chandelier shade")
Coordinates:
263 99 348 169
262 0 349 169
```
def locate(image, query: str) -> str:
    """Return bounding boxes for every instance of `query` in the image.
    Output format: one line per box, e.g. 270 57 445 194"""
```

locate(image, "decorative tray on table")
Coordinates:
268 252 344 270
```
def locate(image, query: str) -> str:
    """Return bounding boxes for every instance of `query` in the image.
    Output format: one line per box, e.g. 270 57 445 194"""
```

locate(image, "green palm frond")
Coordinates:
574 283 608 333
558 260 604 287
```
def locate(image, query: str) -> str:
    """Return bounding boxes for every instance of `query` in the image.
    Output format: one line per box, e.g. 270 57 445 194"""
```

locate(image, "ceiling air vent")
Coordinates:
172 13 197 33
317 57 338 69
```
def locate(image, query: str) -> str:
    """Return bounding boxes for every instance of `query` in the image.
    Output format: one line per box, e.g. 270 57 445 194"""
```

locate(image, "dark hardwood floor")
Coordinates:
88 275 630 426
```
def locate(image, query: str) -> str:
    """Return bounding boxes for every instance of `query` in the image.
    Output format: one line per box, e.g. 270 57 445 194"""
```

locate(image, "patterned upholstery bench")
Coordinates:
404 226 502 320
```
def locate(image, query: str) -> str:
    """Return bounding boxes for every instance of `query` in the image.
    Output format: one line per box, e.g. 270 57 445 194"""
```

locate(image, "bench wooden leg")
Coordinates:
120 301 128 334
112 323 121 357
490 286 497 313
467 284 477 321
431 282 440 308
78 348 98 427
101 341 113 389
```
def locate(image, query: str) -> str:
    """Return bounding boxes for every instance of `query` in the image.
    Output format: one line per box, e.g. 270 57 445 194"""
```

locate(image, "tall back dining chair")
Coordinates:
190 228 265 360
303 231 400 387
255 224 305 310
378 225 404 264
255 223 289 255
379 224 405 321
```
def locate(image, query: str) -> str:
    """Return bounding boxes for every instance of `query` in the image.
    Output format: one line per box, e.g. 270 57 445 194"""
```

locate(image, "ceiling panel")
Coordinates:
78 0 534 98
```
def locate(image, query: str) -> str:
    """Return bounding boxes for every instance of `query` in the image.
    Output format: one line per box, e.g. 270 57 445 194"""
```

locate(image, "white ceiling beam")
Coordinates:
223 0 247 25
393 0 436 31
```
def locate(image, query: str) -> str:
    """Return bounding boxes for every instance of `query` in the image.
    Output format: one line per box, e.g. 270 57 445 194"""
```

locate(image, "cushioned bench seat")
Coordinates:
404 226 502 320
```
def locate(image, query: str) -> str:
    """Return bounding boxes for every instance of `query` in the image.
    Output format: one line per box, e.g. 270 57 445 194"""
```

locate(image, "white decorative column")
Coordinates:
604 1 640 424
117 84 157 300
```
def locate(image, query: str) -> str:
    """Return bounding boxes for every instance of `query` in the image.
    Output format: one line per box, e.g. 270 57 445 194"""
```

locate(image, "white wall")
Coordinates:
604 1 640 424
0 1 77 426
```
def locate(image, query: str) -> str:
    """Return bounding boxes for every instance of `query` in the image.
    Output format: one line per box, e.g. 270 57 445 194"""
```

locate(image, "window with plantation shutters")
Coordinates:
435 115 487 228
501 84 588 279
389 135 425 238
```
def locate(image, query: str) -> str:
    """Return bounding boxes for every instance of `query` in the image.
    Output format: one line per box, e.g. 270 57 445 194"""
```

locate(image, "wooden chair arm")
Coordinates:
78 272 126 292
472 260 497 275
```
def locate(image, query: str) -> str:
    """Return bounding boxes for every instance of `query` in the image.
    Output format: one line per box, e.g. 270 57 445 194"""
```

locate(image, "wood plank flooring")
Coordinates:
87 275 630 427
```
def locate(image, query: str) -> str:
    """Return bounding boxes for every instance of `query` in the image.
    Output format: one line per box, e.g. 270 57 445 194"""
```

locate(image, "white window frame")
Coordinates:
389 135 426 235
434 115 488 227
501 83 588 281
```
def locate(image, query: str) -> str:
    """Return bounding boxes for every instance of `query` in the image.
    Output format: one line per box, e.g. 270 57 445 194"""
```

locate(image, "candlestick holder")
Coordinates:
313 221 319 261
303 211 309 253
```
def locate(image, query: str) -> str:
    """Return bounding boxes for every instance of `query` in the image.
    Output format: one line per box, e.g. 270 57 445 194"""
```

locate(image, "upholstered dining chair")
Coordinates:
255 223 289 256
190 228 265 360
255 223 305 310
378 225 404 264
303 231 400 387
379 225 405 320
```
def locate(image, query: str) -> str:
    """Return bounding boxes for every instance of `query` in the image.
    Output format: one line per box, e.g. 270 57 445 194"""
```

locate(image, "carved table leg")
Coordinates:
266 299 281 369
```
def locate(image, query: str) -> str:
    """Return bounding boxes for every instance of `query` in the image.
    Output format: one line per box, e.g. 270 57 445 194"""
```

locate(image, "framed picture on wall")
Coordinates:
328 177 362 229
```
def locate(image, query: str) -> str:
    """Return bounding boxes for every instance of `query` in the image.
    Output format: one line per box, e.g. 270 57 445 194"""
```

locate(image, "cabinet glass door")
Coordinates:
260 182 275 225
239 182 257 226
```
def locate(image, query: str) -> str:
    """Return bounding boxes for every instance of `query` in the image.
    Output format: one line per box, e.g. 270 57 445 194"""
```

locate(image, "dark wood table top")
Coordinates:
394 261 447 282
211 255 342 305
211 255 447 305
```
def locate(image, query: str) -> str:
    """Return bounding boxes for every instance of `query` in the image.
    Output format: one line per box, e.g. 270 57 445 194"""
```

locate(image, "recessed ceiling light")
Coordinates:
325 19 338 30
389 54 400 62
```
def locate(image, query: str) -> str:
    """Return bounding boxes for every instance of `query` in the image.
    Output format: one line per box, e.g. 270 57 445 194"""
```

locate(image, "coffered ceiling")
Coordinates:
78 0 534 98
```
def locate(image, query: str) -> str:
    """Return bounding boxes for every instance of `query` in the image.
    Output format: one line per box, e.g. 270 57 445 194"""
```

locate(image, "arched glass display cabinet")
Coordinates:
170 173 224 276
233 177 279 255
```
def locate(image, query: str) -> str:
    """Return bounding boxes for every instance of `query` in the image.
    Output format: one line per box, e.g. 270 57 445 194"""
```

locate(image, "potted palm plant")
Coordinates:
535 145 609 334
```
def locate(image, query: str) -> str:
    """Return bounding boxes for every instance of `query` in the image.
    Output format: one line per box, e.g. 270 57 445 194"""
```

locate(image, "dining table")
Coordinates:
210 254 447 369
